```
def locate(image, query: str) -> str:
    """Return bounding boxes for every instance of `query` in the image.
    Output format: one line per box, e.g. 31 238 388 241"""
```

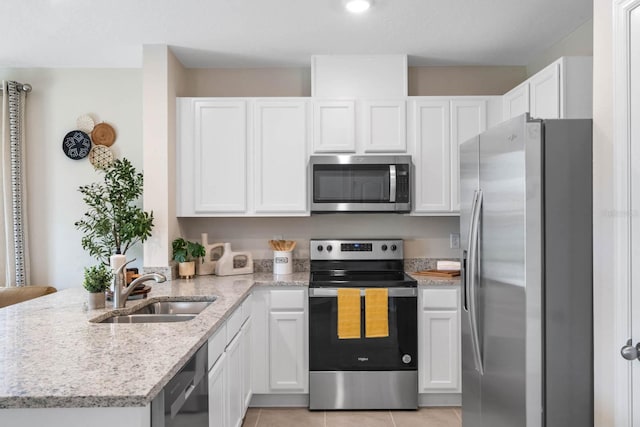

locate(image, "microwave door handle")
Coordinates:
389 165 397 202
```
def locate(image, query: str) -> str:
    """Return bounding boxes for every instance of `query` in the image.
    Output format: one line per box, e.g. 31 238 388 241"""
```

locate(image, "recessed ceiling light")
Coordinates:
345 0 371 14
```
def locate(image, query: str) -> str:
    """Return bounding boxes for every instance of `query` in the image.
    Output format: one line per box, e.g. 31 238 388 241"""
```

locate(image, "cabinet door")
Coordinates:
502 83 530 121
313 100 356 152
412 100 451 212
269 311 307 391
420 310 460 391
529 62 561 119
450 100 487 212
362 99 407 152
253 100 308 214
251 290 269 394
241 319 252 413
226 332 243 427
419 288 460 393
194 100 247 213
208 353 227 427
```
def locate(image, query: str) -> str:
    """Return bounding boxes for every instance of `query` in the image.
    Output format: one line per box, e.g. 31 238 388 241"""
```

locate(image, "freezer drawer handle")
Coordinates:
620 339 640 361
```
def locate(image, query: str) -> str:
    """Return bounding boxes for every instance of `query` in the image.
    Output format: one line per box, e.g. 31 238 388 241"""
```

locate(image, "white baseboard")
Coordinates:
249 394 309 407
249 393 461 408
418 393 461 407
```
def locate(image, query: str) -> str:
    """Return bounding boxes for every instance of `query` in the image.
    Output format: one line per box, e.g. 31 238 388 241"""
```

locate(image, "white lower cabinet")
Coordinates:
226 332 243 427
209 352 227 427
208 297 252 427
251 289 308 395
418 287 461 393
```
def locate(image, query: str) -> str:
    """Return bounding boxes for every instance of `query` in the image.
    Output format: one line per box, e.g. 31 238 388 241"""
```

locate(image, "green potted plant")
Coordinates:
75 158 154 266
172 238 206 278
83 264 113 309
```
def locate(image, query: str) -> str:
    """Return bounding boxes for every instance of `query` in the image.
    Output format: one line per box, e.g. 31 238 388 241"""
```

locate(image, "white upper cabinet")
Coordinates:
450 100 487 212
253 100 308 214
313 100 356 152
177 99 248 215
177 98 310 217
503 83 530 121
502 56 592 121
529 62 560 119
362 99 407 152
412 100 451 213
411 97 496 215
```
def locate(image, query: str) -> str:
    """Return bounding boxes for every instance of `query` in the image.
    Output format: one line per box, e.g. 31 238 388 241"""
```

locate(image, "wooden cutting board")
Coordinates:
412 269 461 278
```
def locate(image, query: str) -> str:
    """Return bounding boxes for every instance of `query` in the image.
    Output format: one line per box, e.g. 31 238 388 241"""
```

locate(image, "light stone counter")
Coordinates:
0 273 306 409
0 270 449 410
409 274 461 287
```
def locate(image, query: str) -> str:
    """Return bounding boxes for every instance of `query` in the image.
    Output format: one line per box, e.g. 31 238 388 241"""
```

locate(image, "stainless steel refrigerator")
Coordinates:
459 114 593 427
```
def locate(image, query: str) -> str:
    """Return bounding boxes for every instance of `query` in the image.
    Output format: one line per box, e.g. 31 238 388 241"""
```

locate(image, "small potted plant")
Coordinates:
172 238 206 278
83 264 113 309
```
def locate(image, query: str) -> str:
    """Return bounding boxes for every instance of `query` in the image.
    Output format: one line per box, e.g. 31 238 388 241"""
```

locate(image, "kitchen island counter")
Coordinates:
0 273 306 410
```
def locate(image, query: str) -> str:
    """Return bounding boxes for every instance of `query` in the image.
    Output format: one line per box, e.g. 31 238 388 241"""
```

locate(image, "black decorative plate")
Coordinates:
62 130 91 160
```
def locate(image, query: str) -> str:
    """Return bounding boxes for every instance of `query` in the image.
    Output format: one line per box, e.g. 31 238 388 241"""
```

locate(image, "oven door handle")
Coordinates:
309 288 417 297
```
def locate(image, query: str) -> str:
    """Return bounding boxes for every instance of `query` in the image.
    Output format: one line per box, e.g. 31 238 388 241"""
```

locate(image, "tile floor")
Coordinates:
241 407 461 427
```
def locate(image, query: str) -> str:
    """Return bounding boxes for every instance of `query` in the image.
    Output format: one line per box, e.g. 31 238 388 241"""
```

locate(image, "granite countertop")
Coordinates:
0 270 452 409
0 273 306 409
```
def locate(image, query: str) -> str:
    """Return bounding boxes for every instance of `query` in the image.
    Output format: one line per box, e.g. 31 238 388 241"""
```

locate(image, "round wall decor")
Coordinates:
88 145 114 170
76 114 95 133
62 130 91 160
91 122 116 146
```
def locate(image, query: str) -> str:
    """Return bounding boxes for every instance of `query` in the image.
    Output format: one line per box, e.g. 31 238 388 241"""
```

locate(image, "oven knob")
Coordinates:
381 244 388 251
326 245 333 252
402 354 412 364
317 245 323 252
391 244 397 251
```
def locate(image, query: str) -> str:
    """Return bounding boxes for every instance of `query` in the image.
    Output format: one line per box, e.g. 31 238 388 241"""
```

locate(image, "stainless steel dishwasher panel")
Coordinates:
151 343 209 427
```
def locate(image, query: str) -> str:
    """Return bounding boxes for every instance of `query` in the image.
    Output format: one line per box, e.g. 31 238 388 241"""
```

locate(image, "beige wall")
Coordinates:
408 66 527 96
527 19 594 76
185 68 311 97
181 65 527 97
592 1 614 425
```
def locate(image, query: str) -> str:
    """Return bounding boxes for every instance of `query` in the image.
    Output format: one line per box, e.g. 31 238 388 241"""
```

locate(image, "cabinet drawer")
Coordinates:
226 306 243 344
422 288 458 310
242 294 253 323
208 323 227 370
270 289 305 310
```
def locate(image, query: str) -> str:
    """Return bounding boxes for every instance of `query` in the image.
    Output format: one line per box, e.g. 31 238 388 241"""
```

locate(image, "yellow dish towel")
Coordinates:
337 288 361 339
365 288 389 338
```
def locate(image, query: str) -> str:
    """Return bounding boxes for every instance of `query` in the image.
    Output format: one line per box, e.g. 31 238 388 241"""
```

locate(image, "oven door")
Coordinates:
308 287 417 371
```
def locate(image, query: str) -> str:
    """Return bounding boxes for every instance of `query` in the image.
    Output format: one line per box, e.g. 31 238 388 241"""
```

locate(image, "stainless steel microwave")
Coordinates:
309 155 412 213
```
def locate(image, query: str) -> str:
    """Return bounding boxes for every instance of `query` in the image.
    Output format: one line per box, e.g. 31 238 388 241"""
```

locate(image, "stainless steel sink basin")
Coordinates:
94 298 216 324
129 300 214 315
100 314 197 324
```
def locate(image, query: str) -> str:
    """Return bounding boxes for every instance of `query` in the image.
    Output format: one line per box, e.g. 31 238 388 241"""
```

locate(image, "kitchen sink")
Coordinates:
128 300 214 315
100 314 197 324
94 298 216 324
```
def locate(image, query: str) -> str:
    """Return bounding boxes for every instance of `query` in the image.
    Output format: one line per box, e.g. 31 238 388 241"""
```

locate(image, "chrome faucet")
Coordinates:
112 259 167 308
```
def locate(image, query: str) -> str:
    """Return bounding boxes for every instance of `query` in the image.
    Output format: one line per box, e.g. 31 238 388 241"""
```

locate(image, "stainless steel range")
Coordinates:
308 239 418 410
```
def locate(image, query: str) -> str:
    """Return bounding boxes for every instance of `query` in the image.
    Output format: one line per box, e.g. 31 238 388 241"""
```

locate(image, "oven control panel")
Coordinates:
310 239 403 260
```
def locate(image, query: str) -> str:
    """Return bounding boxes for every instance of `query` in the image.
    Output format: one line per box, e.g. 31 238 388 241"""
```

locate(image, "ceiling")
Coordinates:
1 0 592 68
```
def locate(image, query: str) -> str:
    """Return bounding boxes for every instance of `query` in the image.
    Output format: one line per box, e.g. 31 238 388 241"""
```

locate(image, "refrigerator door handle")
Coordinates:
468 189 484 375
463 190 479 313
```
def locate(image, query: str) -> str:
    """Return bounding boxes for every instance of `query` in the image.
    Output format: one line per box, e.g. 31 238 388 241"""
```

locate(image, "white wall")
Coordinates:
0 68 142 289
592 0 614 425
527 19 594 76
